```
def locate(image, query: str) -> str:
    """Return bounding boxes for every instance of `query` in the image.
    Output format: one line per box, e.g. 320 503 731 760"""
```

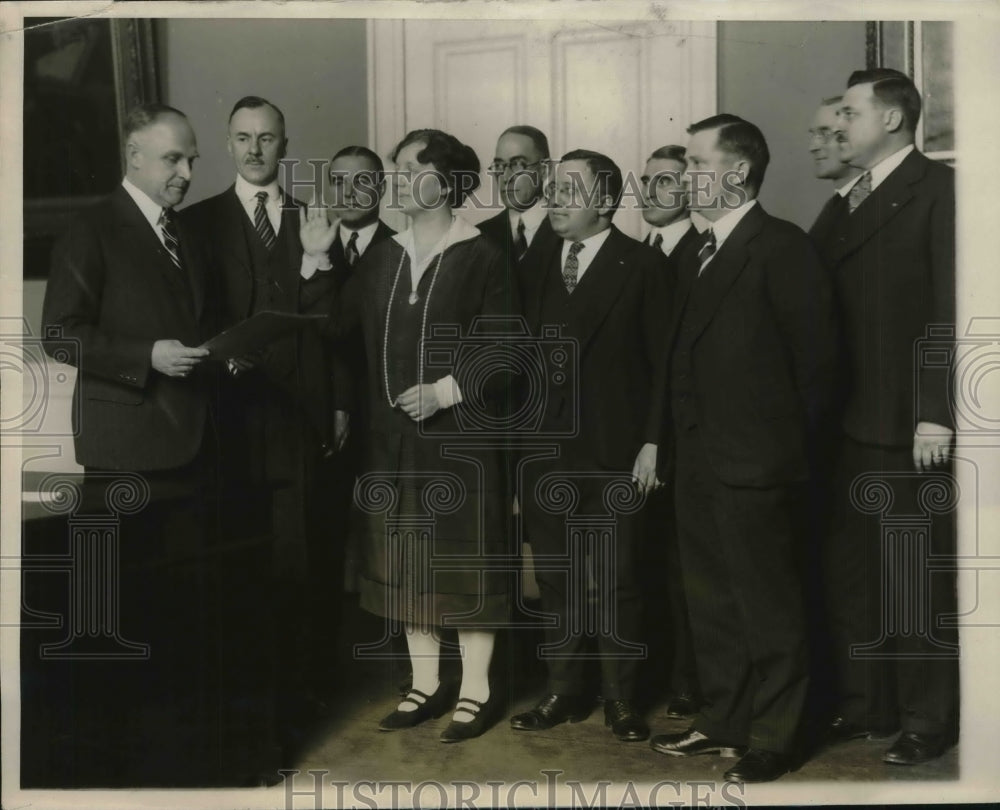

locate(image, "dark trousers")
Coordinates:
522 457 644 700
824 436 959 736
674 426 809 753
640 488 699 702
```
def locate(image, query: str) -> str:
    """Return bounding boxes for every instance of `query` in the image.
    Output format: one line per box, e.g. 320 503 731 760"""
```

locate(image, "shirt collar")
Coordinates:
338 220 379 245
562 225 612 253
706 198 757 247
508 198 548 232
235 173 281 207
392 215 481 269
844 143 915 195
689 210 711 233
649 217 692 247
121 177 167 232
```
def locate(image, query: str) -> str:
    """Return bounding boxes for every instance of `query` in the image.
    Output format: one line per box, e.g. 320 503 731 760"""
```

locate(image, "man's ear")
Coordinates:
731 158 750 186
884 107 904 134
279 137 289 161
125 140 142 170
596 194 615 218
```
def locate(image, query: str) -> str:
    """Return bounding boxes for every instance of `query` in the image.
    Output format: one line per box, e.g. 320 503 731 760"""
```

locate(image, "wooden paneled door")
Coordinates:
368 19 717 238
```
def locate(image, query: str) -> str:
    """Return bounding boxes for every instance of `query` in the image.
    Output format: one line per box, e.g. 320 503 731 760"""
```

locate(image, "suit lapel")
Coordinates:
828 150 925 264
681 203 767 344
112 188 195 313
562 226 634 350
219 186 256 315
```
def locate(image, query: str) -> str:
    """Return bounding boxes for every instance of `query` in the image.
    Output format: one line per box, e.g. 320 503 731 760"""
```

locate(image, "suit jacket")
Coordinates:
669 202 839 488
520 225 674 470
42 185 211 471
809 149 955 446
321 221 396 414
182 185 341 447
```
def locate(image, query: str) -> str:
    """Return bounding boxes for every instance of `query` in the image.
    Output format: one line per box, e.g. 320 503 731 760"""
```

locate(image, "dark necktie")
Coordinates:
254 190 278 251
514 217 528 260
158 208 182 269
697 229 716 275
847 171 873 214
563 241 584 293
651 232 664 253
345 230 361 267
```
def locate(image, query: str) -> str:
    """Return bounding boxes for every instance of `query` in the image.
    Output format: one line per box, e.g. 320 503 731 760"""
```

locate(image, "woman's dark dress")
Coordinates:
332 225 520 627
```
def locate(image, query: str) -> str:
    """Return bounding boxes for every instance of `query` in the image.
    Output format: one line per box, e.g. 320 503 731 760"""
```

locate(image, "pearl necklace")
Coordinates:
382 225 450 408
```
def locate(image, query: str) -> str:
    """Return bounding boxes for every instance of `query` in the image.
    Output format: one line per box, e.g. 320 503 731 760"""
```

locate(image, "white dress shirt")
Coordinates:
507 198 548 247
647 217 693 257
338 220 380 262
121 177 170 248
559 227 612 284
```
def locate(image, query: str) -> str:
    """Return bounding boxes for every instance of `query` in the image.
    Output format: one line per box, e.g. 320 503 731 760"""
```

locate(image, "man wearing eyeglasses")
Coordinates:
479 125 558 263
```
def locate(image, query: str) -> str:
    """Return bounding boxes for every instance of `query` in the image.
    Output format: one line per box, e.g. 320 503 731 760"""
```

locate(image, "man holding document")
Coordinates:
183 96 349 748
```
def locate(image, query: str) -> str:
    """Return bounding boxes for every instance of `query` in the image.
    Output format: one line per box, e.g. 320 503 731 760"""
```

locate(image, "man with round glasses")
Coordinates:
478 125 558 263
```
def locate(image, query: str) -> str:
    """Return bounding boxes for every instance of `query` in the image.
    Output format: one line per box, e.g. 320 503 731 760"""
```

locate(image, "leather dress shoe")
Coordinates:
378 687 451 731
440 694 500 743
825 715 897 745
666 693 700 719
724 749 792 783
883 731 952 765
650 728 745 758
603 699 649 742
510 694 590 731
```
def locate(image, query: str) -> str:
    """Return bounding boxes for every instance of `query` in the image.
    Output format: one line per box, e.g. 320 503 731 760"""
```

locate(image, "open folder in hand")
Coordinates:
199 311 325 360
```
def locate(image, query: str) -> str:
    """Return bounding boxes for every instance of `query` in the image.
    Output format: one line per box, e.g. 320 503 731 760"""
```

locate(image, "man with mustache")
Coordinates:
183 96 348 756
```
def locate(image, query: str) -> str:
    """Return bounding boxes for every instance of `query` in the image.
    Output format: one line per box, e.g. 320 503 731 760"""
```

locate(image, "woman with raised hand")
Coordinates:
301 129 520 742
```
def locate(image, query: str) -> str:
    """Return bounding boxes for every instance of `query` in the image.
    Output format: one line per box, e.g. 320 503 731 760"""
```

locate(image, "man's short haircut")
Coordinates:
330 145 385 181
391 129 481 207
122 103 187 142
847 67 922 134
228 95 286 131
648 144 686 164
560 148 624 212
500 125 550 159
686 113 771 192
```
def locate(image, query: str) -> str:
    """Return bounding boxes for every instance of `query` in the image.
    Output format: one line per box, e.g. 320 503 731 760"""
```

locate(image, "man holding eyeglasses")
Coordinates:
479 125 558 263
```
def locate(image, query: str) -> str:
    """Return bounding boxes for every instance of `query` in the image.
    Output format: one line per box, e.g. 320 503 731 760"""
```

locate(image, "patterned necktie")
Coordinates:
697 229 716 275
847 170 872 214
345 230 361 267
514 217 528 260
651 232 664 253
158 208 182 269
563 241 584 293
254 190 278 251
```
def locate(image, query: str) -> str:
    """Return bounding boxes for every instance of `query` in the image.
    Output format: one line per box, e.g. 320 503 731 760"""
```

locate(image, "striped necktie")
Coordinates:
254 190 278 251
158 208 182 269
345 230 360 267
697 229 716 275
563 241 584 293
847 171 872 214
651 232 664 253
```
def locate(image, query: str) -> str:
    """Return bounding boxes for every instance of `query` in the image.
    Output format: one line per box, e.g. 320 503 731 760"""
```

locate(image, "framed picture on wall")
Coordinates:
22 18 160 278
866 20 954 164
